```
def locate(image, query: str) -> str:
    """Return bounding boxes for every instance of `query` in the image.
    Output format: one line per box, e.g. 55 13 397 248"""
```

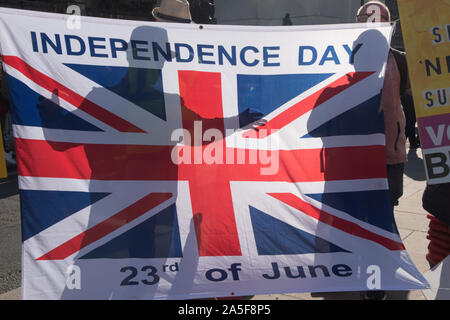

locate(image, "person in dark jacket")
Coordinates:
0 59 15 169
422 183 450 268
389 48 420 149
356 1 406 300
357 2 407 209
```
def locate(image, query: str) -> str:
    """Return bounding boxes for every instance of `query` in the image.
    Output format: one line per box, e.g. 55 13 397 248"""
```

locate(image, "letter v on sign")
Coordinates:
426 125 445 146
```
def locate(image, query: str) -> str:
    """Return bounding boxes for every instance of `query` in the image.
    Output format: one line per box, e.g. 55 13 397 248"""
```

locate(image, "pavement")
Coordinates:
0 170 21 298
0 145 436 300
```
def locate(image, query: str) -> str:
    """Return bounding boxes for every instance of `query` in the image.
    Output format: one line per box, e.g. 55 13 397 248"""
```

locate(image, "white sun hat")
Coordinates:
152 0 193 23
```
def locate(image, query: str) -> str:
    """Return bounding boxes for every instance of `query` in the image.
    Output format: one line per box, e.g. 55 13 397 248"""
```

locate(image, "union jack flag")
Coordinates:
3 54 405 262
0 10 429 298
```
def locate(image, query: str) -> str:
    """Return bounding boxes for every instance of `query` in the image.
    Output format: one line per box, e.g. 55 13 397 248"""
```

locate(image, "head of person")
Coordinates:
356 1 391 23
152 0 193 23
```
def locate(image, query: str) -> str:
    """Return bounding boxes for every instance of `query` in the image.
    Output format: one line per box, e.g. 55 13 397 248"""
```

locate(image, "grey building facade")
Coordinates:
215 0 403 49
0 0 404 47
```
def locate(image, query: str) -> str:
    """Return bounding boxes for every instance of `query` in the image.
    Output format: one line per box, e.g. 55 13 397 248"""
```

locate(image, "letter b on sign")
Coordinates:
425 152 450 180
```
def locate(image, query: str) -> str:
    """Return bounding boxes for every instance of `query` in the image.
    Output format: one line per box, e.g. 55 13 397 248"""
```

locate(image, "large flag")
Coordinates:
0 8 428 299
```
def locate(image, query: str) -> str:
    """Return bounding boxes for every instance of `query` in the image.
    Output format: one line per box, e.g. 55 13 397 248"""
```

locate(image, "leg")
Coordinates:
386 163 404 206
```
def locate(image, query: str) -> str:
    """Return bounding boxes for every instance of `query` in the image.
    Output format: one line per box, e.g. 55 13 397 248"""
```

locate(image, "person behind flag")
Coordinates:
357 1 407 207
152 0 258 301
422 183 450 269
0 58 13 177
398 65 420 150
0 122 6 178
383 40 419 150
0 87 7 178
356 0 407 300
51 0 261 299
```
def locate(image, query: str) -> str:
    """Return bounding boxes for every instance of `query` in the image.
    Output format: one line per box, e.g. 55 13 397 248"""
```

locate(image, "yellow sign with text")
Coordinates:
398 0 450 118
398 0 450 184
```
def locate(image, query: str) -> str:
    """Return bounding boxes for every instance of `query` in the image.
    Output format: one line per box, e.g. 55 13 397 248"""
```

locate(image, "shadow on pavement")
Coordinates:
404 148 426 181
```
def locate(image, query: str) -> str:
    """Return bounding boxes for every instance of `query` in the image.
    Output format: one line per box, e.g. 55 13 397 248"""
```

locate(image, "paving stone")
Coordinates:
0 287 20 300
394 211 430 232
402 231 431 274
397 199 428 216
403 182 428 199
398 228 414 240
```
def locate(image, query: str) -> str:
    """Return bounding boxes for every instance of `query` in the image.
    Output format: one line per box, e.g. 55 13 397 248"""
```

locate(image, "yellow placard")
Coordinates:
398 0 450 184
0 121 7 178
398 0 450 118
